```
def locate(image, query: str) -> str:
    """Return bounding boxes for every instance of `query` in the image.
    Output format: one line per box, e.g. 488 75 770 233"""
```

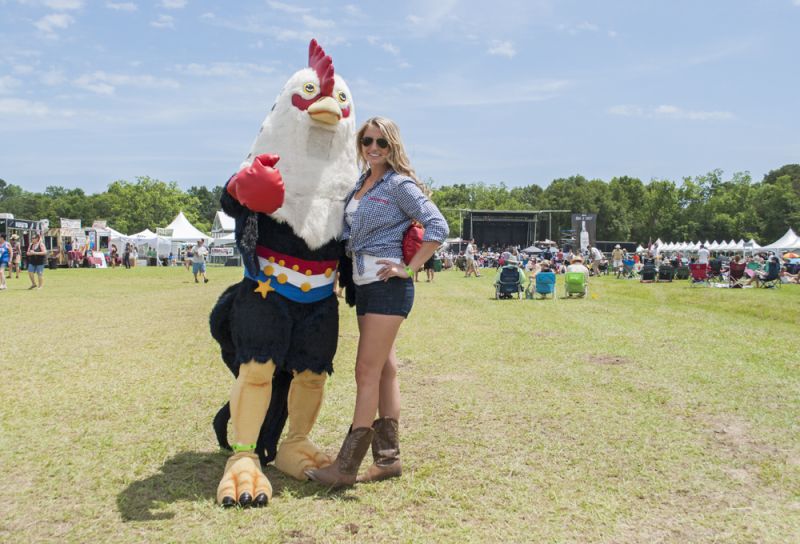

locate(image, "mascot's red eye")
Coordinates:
302 82 317 95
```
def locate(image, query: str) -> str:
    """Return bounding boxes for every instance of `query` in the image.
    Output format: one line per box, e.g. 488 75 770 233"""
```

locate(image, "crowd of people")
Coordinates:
438 240 800 291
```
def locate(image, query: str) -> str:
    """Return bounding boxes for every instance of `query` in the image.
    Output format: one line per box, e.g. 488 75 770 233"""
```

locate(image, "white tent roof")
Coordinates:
164 211 212 243
211 232 237 245
213 210 235 232
759 228 800 252
130 228 157 239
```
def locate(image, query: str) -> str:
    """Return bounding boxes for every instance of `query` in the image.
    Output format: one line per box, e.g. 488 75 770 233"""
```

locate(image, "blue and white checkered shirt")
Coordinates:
342 169 449 274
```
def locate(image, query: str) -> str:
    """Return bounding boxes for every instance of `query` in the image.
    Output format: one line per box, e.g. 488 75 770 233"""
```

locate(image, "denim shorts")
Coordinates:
28 263 45 274
355 277 414 317
192 262 206 274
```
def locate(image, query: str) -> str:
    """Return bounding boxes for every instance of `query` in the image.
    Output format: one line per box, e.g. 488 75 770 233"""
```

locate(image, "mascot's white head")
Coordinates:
242 39 358 249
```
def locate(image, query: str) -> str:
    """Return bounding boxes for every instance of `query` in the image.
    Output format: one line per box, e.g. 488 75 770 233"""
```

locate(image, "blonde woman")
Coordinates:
307 117 449 487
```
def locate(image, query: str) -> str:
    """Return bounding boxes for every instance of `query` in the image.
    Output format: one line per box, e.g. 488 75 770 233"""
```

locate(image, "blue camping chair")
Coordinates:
534 271 557 300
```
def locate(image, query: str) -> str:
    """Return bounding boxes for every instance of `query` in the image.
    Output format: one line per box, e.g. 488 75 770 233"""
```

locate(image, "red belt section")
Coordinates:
255 245 338 275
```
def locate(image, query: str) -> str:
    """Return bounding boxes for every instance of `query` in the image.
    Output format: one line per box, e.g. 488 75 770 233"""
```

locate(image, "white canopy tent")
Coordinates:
758 228 800 253
164 211 212 244
128 228 172 257
211 232 237 246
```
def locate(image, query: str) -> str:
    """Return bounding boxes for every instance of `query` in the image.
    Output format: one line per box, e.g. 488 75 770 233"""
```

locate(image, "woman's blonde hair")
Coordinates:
356 116 426 191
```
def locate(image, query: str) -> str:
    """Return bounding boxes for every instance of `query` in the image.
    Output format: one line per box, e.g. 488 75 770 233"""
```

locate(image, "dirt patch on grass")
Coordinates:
587 354 632 365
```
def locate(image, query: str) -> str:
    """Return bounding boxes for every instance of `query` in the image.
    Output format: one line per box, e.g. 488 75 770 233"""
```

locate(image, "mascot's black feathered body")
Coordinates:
210 39 357 508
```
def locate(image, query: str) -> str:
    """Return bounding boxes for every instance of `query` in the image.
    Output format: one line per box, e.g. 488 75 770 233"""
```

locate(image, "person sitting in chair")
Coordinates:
566 254 590 281
494 257 526 299
750 256 781 287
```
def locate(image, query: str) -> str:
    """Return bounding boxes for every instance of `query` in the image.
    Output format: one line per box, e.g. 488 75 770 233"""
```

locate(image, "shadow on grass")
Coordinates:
117 451 356 521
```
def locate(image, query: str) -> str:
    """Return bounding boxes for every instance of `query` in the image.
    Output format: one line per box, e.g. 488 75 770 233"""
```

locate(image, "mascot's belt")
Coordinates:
244 245 337 303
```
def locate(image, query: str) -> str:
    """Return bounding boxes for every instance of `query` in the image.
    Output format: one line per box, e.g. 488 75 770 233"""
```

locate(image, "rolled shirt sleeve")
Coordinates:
392 178 450 243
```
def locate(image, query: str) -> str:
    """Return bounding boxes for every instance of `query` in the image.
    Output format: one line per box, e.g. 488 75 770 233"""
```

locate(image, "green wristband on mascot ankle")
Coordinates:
404 265 413 278
231 443 257 453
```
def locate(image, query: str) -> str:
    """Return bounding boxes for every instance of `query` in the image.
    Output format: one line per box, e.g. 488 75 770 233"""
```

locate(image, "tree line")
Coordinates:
1 164 798 244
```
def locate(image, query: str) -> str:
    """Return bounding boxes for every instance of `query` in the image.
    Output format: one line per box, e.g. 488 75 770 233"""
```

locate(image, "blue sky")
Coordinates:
1 0 799 194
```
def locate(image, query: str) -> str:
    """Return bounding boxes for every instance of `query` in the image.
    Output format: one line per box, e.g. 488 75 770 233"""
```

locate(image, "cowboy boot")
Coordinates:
357 417 402 483
273 370 333 480
304 426 374 488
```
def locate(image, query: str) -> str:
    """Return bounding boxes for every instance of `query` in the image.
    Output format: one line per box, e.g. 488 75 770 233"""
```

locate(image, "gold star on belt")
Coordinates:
254 278 275 299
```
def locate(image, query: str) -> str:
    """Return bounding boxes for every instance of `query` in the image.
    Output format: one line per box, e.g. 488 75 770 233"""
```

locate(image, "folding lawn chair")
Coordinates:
564 272 587 298
657 264 674 282
495 265 523 299
688 263 710 287
639 262 657 283
534 271 557 300
727 261 746 288
617 259 637 279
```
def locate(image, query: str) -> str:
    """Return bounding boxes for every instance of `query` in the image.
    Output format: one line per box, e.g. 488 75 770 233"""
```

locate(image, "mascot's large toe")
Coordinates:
210 39 357 507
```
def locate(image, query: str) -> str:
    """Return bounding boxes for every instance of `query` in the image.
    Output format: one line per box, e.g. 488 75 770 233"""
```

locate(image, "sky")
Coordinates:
1 0 799 195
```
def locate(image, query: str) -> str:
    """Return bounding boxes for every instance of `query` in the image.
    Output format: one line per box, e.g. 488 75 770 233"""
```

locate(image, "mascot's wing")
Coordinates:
221 179 260 278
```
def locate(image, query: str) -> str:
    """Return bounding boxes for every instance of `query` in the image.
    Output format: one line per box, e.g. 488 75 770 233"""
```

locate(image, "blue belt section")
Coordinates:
244 268 334 304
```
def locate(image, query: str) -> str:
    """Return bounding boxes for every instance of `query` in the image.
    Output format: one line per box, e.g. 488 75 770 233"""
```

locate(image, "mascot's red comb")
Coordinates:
308 39 335 97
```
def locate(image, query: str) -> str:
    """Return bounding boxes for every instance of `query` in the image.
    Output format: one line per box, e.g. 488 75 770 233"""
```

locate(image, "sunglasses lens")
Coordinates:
361 137 389 149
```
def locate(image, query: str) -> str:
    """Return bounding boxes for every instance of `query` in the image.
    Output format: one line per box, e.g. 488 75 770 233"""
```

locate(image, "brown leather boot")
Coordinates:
305 427 374 488
357 417 402 483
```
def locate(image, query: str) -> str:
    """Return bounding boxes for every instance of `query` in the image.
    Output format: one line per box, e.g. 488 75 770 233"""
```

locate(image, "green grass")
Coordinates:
1 265 798 543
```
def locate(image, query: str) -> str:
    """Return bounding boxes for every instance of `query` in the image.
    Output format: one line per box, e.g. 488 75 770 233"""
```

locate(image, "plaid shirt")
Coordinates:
342 169 449 274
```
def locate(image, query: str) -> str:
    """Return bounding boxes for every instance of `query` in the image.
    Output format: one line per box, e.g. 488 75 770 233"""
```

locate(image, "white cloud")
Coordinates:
0 76 22 94
487 40 516 58
267 1 309 14
608 104 734 121
0 98 50 116
13 64 35 75
200 12 215 19
150 14 174 29
367 36 399 55
302 14 334 29
608 30 618 38
175 62 275 78
406 0 458 34
73 71 180 95
607 104 644 117
106 2 138 12
44 0 83 10
794 0 800 5
40 68 66 86
160 0 186 8
34 13 75 33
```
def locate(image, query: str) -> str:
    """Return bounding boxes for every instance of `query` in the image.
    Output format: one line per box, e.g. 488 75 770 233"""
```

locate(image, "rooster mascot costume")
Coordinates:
210 39 357 507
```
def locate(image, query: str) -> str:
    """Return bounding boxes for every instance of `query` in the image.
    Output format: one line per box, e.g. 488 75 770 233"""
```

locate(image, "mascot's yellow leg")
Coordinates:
273 370 333 480
217 361 275 507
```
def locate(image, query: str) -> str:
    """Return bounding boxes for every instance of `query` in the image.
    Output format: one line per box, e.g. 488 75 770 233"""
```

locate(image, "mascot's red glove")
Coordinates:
227 154 285 214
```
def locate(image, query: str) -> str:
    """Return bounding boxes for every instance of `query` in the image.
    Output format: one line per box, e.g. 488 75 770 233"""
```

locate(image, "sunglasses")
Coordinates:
360 136 389 149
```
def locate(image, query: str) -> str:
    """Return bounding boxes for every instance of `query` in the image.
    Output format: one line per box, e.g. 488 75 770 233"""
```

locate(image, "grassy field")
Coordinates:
1 265 798 543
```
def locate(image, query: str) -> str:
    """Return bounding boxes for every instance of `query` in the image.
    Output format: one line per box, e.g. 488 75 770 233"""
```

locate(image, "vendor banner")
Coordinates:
571 213 597 252
210 247 234 256
60 218 81 229
156 228 173 237
92 220 107 229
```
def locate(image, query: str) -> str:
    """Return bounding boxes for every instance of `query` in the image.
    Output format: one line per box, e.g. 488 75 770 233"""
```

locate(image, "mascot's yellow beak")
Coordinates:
307 96 341 125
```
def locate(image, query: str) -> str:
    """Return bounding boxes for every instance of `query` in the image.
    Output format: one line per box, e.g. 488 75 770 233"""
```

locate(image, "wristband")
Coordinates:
404 265 414 278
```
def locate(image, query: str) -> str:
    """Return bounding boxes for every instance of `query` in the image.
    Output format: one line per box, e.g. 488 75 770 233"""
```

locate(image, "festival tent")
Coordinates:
164 211 212 244
211 232 237 245
758 228 800 252
128 228 172 257
521 245 543 254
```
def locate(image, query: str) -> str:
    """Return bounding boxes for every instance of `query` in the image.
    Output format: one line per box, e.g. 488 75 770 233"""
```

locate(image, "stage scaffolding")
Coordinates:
449 209 571 248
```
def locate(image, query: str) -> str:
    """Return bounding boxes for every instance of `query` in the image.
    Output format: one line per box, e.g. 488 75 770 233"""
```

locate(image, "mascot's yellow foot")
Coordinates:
274 438 333 480
217 452 273 508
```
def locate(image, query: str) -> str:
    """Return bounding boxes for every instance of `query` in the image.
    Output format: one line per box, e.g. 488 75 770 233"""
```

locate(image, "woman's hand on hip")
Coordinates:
376 260 409 281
